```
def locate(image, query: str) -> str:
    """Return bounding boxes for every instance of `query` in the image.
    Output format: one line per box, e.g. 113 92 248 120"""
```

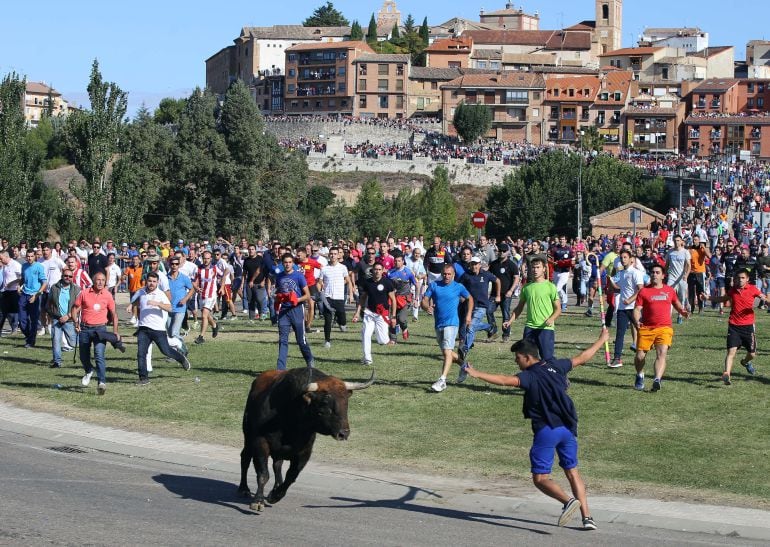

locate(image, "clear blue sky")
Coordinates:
2 0 769 117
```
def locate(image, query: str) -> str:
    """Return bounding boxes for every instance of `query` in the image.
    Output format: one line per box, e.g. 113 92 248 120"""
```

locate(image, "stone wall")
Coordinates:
305 153 516 187
264 120 442 146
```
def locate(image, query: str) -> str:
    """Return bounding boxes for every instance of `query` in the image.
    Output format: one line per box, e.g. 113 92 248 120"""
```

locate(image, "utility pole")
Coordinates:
577 130 585 240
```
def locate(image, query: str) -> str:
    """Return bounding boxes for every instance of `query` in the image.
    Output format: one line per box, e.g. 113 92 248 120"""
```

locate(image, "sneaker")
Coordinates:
129 316 138 326
634 375 645 391
181 355 191 371
241 309 249 315
114 340 126 353
81 371 94 386
97 382 106 395
722 373 731 386
431 378 447 392
339 324 347 333
136 378 150 386
630 344 637 352
402 329 409 341
192 320 200 329
584 308 593 317
676 316 683 324
742 359 756 375
49 361 61 369
324 341 331 349
651 378 661 392
558 498 581 527
361 358 373 366
212 323 219 338
582 516 597 530
194 336 205 345
457 364 469 384
37 327 45 336
487 325 499 341
228 315 237 321
24 343 32 349
458 346 467 366
608 358 623 368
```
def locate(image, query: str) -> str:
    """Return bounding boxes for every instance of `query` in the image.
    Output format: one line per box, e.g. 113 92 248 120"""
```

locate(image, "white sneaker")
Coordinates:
324 341 331 348
431 378 447 392
45 325 52 335
241 309 249 315
37 327 46 336
361 358 373 366
339 325 347 333
97 382 106 395
81 371 94 386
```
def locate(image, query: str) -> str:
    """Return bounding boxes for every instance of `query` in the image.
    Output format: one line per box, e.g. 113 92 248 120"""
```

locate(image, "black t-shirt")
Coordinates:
723 251 739 277
88 253 108 276
517 358 578 436
639 254 656 275
489 258 519 294
361 277 394 313
355 260 375 289
736 256 758 284
243 256 265 284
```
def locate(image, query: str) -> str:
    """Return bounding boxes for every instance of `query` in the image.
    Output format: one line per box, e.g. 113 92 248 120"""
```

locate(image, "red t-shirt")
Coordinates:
299 258 322 286
636 285 679 328
728 284 761 326
75 288 116 325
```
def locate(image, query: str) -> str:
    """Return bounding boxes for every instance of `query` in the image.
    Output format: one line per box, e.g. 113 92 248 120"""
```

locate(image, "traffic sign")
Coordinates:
471 211 488 228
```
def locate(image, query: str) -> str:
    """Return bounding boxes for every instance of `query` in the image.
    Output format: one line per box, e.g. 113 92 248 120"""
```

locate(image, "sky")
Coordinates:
2 0 770 117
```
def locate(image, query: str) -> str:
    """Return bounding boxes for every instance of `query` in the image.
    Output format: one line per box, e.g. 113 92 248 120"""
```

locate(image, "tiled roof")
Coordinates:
285 41 374 52
534 66 598 74
564 20 596 31
643 27 702 36
472 49 503 60
431 17 494 33
241 25 350 40
462 30 592 50
594 71 633 105
480 7 538 16
442 72 546 89
354 54 410 63
599 47 665 57
502 52 555 65
426 36 473 53
544 75 600 102
26 82 60 96
409 67 463 80
691 78 740 93
686 46 734 59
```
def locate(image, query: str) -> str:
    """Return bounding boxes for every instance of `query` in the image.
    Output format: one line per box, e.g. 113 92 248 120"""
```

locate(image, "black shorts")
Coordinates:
727 324 756 353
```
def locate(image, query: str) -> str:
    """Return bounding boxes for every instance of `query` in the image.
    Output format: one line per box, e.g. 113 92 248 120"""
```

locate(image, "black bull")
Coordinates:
238 367 375 511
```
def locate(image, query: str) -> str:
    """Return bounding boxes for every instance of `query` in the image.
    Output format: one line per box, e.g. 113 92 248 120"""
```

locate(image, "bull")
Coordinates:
237 367 375 511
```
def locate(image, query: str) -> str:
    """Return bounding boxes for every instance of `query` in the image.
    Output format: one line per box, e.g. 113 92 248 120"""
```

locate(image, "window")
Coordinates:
568 88 575 97
315 100 322 108
245 47 249 56
359 79 366 91
532 91 541 100
431 81 438 90
359 96 367 108
302 100 309 108
597 111 605 124
288 84 296 93
599 92 609 101
505 90 528 103
614 91 622 101
288 68 296 77
288 54 297 61
396 79 403 91
448 61 461 68
338 67 346 77
359 64 367 75
748 98 754 107
341 99 348 107
602 4 609 19
662 67 669 80
760 83 766 93
759 98 765 108
378 64 388 75
328 99 336 107
291 100 298 108
396 96 404 108
379 95 388 108
490 61 500 69
396 64 404 76
417 97 425 110
532 107 539 117
378 79 388 91
748 82 755 92
477 61 487 69
338 83 346 92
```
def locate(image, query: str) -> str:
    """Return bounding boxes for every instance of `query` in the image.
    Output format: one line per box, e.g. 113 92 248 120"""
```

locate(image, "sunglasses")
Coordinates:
62 275 73 279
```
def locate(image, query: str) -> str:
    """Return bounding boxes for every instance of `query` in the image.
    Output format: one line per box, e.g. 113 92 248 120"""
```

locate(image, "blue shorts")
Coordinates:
530 425 578 474
435 326 458 351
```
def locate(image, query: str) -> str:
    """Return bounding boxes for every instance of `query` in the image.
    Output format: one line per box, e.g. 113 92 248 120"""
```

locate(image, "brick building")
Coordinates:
354 54 410 118
624 92 685 154
425 36 473 68
590 202 665 237
543 75 600 143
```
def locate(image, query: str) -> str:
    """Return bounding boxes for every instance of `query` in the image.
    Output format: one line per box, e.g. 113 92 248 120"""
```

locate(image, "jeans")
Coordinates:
323 298 347 342
388 303 410 341
613 309 634 360
137 326 186 379
489 297 512 337
460 307 492 353
51 320 76 365
18 293 41 346
523 326 555 361
167 311 187 353
245 283 267 319
687 272 705 312
276 305 313 370
0 290 19 332
79 326 107 384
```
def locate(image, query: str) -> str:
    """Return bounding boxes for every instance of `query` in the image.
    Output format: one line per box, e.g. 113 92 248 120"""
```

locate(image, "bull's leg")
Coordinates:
267 450 310 504
272 459 285 491
237 445 252 496
250 442 271 512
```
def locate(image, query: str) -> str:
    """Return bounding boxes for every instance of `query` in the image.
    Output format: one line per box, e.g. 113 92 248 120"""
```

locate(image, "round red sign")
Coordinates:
471 211 488 228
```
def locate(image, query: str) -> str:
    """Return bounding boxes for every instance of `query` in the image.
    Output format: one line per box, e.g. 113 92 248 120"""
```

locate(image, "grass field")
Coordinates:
2 302 770 507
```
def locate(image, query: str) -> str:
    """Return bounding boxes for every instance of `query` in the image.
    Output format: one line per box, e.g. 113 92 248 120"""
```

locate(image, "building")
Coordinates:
592 70 633 150
253 74 285 115
205 25 350 95
283 41 374 116
590 202 665 237
478 3 540 30
430 17 493 42
354 54 410 118
408 67 462 118
624 92 685 154
376 0 401 33
463 29 595 67
594 0 622 55
24 82 71 128
639 27 709 53
441 72 546 142
746 40 770 79
683 78 770 160
543 75 600 143
425 36 473 68
600 46 734 84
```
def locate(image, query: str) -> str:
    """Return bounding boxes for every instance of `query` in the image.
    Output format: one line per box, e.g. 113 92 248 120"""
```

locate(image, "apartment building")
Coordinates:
624 92 685 154
591 70 633 150
425 36 473 68
543 75 600 143
599 46 734 84
408 67 461 118
441 72 546 142
354 54 410 118
283 41 374 115
24 82 71 128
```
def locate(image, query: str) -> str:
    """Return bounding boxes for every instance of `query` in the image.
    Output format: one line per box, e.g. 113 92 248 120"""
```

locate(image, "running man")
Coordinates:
509 257 560 362
666 235 691 323
465 328 609 530
632 264 690 392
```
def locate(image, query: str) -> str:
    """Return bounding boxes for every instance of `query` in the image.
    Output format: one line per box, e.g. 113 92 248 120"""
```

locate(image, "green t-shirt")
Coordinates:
521 280 558 330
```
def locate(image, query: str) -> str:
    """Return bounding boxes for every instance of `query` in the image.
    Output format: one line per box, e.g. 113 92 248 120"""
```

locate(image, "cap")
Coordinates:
178 239 184 244
470 256 482 264
147 255 160 262
498 243 510 253
121 242 128 247
741 243 749 250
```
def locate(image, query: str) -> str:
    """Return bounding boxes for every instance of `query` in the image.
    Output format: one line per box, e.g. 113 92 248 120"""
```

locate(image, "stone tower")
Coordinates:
377 0 401 32
595 0 622 54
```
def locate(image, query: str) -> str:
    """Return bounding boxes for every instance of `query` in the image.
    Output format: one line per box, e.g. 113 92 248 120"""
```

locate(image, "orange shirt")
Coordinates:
124 265 144 293
689 247 708 274
75 288 115 325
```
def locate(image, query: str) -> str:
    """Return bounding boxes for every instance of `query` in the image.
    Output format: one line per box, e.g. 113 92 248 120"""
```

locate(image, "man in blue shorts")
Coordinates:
466 328 609 530
422 263 473 392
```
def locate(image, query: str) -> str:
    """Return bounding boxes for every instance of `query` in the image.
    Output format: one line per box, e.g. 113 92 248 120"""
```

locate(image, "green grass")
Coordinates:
2 307 770 506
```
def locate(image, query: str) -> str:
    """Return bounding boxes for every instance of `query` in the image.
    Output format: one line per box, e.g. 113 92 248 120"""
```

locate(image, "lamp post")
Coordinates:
678 166 684 220
577 130 585 240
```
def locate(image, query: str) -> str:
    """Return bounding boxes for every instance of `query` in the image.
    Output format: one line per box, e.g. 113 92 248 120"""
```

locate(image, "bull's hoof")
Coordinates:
237 486 252 497
267 490 284 504
250 501 265 512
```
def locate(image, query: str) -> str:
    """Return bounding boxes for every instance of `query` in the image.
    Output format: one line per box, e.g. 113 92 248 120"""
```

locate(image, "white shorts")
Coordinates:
435 326 459 351
201 296 217 310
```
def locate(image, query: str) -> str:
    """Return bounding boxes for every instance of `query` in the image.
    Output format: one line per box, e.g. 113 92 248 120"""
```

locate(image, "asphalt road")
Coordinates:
0 429 759 547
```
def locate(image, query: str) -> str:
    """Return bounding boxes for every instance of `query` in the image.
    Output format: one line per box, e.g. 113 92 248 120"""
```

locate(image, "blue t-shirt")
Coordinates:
517 358 578 436
275 270 307 310
424 280 470 329
460 270 497 309
57 287 71 317
21 262 47 296
168 272 193 313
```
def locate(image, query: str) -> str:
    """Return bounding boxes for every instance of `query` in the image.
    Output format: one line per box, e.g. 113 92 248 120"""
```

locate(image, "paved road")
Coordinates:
0 402 767 546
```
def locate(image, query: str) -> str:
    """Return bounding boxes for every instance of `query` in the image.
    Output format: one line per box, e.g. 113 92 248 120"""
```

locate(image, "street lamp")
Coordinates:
577 130 585 240
678 166 685 220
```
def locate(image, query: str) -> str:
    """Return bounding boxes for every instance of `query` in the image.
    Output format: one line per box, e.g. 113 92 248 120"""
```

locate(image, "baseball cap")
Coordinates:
741 243 749 250
147 255 160 262
121 242 128 247
470 256 481 263
498 243 510 253
178 239 184 244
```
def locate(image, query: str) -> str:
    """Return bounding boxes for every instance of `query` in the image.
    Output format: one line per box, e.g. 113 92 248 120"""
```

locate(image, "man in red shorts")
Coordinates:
632 264 690 392
701 268 769 385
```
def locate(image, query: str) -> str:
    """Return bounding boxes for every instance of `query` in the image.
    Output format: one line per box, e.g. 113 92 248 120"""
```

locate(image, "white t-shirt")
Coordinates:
2 260 22 291
180 260 197 279
106 263 122 289
42 257 66 289
320 263 349 299
134 287 170 330
156 270 170 292
613 268 645 310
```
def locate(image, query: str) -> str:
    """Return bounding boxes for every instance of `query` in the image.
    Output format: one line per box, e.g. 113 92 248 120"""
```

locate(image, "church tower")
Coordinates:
595 0 622 54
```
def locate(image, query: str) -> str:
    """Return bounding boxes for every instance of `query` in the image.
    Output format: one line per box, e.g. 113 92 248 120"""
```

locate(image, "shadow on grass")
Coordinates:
0 355 45 365
152 474 254 515
304 484 551 535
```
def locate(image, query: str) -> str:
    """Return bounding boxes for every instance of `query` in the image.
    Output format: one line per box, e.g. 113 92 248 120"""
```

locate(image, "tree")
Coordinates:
579 125 605 152
352 177 388 238
153 97 187 125
418 166 457 237
350 20 363 40
390 23 401 41
403 14 416 34
64 59 128 236
452 102 492 143
419 17 430 45
303 2 349 27
366 14 378 43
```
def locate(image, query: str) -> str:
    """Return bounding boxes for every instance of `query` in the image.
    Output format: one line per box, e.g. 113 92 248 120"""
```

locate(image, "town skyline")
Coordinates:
3 0 770 116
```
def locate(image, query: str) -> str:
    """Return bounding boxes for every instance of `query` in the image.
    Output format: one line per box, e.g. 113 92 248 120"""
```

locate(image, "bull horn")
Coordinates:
305 382 319 392
344 370 376 391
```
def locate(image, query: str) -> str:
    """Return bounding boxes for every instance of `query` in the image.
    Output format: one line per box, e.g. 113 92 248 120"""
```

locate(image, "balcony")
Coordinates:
595 117 605 126
689 131 700 139
298 70 336 81
561 131 577 141
710 131 722 140
581 113 590 121
696 100 706 109
296 85 337 97
610 115 621 124
548 130 559 139
561 111 577 120
549 112 559 120
711 100 721 109
752 129 761 139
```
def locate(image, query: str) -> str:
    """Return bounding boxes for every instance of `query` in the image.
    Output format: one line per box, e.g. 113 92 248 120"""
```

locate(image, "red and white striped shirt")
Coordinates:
197 264 222 299
72 268 93 290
